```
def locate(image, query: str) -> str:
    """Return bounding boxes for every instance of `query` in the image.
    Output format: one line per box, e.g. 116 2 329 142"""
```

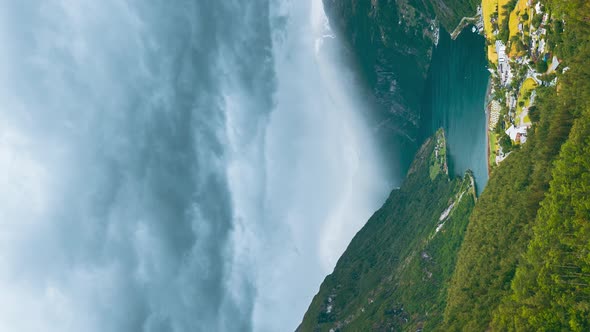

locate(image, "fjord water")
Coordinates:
423 29 489 193
0 1 393 331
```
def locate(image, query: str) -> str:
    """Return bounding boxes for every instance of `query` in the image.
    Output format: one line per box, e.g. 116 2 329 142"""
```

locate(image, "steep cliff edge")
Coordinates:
298 130 476 331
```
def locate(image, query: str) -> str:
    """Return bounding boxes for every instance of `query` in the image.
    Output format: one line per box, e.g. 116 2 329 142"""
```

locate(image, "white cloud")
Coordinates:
249 1 394 331
0 1 398 331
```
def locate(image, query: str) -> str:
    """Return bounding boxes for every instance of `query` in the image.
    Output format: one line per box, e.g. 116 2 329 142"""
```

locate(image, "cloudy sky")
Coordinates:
0 0 396 331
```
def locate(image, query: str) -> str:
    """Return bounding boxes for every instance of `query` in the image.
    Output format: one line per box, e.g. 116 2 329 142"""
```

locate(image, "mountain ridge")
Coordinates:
298 129 477 331
300 0 590 330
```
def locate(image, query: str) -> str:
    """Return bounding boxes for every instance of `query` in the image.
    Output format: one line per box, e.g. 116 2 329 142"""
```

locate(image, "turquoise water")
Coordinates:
423 28 490 194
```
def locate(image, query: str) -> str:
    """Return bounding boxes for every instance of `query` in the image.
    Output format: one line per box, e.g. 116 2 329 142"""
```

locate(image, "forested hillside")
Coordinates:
298 131 477 331
300 1 590 331
492 97 590 331
428 0 480 32
443 0 590 330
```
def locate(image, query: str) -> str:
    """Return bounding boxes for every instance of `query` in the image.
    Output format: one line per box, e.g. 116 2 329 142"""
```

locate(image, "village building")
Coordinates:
495 40 512 85
506 124 529 143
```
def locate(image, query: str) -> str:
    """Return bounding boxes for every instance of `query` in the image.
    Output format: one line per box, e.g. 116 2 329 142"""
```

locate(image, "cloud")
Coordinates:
0 1 265 331
0 1 398 331
249 1 395 331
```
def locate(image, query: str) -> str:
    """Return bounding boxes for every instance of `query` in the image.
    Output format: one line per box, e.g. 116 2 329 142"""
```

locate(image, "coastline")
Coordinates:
484 77 492 176
425 28 490 194
450 16 480 40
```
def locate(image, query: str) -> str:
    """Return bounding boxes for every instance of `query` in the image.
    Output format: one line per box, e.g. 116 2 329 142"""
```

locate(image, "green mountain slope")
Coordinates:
298 130 477 331
441 85 569 331
442 1 590 330
299 1 590 331
492 103 590 331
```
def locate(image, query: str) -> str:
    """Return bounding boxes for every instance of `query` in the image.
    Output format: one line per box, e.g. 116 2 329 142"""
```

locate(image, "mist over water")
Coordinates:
0 1 394 331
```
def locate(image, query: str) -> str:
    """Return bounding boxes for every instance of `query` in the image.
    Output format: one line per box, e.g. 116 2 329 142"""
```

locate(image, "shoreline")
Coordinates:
484 77 493 177
450 16 480 40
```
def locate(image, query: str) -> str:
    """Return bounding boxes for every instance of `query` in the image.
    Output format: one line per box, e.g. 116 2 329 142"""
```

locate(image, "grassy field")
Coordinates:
523 113 531 123
482 0 510 65
508 0 531 56
509 0 530 39
482 0 498 39
489 131 498 167
482 0 499 64
515 78 538 125
498 0 511 26
488 45 499 64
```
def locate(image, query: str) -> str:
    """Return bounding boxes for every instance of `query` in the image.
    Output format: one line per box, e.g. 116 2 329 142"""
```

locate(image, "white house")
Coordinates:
506 125 529 143
535 2 543 14
496 40 507 63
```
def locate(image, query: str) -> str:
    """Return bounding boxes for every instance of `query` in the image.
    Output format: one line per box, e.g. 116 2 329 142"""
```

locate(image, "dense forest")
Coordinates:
428 0 481 32
443 0 590 330
301 0 590 330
